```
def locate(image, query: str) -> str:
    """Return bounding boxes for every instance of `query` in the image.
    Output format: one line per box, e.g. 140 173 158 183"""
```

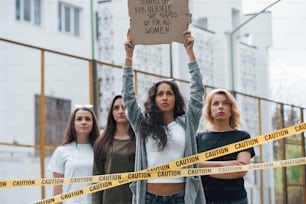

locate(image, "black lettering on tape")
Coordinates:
295 123 306 132
187 169 211 176
61 190 84 200
280 158 306 166
99 174 122 181
264 129 289 141
41 178 64 185
218 166 243 173
89 182 113 192
0 181 6 187
175 155 200 168
249 162 273 170
128 172 151 179
13 180 35 186
149 164 170 171
234 138 259 150
70 177 92 184
205 147 229 159
33 198 55 204
157 170 181 178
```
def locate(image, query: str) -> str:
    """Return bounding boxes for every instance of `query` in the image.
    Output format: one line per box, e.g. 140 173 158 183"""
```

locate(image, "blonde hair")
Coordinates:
204 88 243 129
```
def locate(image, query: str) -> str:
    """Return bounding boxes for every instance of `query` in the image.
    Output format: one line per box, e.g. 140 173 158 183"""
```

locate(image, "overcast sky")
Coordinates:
243 0 306 107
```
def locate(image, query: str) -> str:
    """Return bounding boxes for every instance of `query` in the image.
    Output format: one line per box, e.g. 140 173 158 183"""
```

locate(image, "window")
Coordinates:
15 0 41 26
34 0 41 25
35 95 71 156
58 2 81 36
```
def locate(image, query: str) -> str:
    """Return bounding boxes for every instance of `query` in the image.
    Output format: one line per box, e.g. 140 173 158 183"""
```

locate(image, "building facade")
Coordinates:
0 0 276 203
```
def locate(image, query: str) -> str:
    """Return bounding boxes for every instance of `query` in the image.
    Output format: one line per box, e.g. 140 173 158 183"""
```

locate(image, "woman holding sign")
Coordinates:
197 88 255 204
122 30 206 204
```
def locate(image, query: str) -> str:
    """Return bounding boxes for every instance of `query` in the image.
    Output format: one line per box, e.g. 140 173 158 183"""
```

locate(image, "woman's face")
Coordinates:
155 82 175 114
74 109 93 137
210 93 232 121
112 98 128 123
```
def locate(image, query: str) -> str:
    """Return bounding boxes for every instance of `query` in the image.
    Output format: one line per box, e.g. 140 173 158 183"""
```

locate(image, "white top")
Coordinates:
146 121 185 183
48 142 93 204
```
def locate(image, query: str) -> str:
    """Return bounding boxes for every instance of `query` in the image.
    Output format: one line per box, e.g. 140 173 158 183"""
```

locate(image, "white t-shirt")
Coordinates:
146 121 186 183
48 142 93 204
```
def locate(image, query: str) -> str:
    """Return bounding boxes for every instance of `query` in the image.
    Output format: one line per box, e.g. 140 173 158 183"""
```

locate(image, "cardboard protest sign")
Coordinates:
128 0 191 45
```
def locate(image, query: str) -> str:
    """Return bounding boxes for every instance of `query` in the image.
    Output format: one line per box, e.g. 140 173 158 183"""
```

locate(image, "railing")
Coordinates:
0 37 305 204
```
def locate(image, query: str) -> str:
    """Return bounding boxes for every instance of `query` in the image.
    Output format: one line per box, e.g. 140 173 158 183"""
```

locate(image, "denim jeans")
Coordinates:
206 197 248 204
145 191 185 204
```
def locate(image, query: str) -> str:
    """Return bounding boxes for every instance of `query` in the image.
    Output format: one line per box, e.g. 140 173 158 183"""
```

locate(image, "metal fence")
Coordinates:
0 37 305 204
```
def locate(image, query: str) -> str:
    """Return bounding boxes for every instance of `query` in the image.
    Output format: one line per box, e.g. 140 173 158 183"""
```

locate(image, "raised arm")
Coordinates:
183 31 196 62
183 31 204 126
122 29 142 128
124 29 134 67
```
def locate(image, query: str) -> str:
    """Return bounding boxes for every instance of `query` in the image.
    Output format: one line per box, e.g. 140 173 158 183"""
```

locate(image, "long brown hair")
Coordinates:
94 95 135 160
62 107 100 147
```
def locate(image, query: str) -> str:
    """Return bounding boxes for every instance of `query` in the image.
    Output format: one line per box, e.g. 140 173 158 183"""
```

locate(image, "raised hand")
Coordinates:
183 31 196 61
124 29 134 58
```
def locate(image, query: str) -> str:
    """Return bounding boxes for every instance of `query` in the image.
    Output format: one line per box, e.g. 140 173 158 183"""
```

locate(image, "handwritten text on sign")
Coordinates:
128 0 191 44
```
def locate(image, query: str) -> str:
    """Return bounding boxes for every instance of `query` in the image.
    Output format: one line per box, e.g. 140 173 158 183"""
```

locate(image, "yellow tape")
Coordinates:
31 157 306 204
5 122 304 189
29 122 306 204
1 122 305 203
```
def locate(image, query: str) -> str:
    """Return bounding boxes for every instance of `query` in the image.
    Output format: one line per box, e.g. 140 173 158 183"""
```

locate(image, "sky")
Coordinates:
243 0 306 108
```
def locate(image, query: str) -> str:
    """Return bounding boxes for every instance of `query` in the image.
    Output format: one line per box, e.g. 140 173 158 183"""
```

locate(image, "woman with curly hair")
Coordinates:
122 30 206 204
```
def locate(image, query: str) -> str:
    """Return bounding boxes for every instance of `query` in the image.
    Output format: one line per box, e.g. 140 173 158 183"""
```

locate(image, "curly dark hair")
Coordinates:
139 80 186 150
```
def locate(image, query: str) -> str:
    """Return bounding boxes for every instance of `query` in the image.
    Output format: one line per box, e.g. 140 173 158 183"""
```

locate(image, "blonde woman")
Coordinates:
197 89 255 204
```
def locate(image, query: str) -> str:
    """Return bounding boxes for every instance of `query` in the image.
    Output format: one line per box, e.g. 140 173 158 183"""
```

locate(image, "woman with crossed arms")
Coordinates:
197 89 255 204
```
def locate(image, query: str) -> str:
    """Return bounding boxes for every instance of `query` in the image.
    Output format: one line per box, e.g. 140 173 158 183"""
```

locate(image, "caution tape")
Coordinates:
0 122 305 203
30 157 306 204
3 122 303 188
29 122 306 204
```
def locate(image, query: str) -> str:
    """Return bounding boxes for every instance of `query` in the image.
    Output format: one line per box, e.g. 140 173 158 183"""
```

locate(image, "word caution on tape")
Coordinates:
0 122 305 204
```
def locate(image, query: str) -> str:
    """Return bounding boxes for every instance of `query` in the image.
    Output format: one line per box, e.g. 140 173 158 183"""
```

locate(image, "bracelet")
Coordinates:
126 57 133 61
